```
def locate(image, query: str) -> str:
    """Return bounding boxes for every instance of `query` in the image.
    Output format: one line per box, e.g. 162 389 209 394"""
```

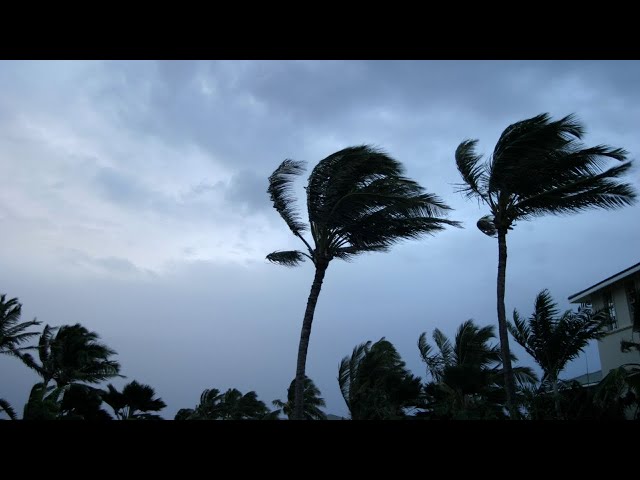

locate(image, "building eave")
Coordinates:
568 261 640 304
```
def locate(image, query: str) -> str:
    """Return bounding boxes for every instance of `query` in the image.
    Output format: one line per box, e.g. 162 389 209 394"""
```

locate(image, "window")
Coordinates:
626 279 638 327
603 290 617 330
578 302 592 314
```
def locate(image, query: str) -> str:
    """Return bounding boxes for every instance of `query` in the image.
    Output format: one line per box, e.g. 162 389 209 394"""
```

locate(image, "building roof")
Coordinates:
566 370 602 387
568 261 640 304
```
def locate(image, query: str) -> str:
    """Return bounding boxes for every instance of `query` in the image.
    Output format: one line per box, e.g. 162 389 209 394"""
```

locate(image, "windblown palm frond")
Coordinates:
456 113 636 235
267 159 308 236
0 294 41 357
266 250 309 266
20 323 122 388
0 398 17 420
268 145 460 266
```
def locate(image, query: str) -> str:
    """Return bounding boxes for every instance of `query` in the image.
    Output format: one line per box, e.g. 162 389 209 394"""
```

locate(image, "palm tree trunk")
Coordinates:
497 229 518 419
293 261 328 420
551 375 562 419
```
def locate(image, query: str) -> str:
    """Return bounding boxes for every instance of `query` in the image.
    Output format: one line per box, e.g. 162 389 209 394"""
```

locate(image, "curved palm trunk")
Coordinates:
293 261 328 420
497 230 518 419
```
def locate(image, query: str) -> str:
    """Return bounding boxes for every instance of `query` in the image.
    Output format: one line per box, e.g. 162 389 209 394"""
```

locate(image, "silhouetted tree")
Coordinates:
176 387 271 420
102 381 166 420
419 320 536 419
455 113 636 416
508 289 609 418
272 376 327 420
0 294 40 358
339 338 422 419
59 384 113 420
267 145 459 419
20 323 121 390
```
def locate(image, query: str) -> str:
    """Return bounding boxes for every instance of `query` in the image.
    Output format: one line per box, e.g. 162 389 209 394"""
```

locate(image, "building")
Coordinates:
568 261 640 376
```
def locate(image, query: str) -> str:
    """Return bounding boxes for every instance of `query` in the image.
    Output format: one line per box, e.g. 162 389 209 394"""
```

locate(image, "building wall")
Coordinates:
597 326 639 376
595 278 640 376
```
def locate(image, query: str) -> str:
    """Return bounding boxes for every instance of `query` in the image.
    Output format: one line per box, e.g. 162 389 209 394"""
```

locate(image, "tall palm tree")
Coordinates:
272 376 327 420
102 381 166 420
508 289 610 418
339 338 422 420
267 145 458 419
419 320 536 419
455 113 636 416
20 323 122 390
0 293 41 358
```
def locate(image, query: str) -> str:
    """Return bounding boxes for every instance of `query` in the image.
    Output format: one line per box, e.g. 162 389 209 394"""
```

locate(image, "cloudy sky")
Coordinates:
1 60 639 419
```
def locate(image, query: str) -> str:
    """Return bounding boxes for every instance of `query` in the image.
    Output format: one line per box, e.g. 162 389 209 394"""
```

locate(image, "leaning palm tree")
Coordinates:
272 376 327 420
508 289 610 418
455 113 636 416
267 145 458 419
0 293 41 358
419 320 536 419
20 323 122 390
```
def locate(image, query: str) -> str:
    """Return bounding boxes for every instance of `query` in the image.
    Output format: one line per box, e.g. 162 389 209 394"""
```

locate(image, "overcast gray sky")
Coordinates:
1 60 639 419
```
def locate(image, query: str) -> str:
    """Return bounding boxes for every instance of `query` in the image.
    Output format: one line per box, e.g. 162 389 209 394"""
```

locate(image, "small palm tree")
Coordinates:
20 323 122 389
268 145 459 419
272 376 327 420
339 338 422 420
455 113 636 416
508 289 610 418
59 384 113 420
0 294 41 358
22 382 66 420
102 381 166 420
419 320 536 419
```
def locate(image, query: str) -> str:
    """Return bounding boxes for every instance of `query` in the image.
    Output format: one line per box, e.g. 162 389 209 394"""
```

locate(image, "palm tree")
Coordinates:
272 376 327 420
20 323 122 390
593 365 640 420
267 145 459 419
102 381 166 420
419 320 536 419
59 384 113 420
508 289 610 418
176 387 271 420
455 113 636 416
339 338 423 420
0 293 41 358
22 382 66 420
